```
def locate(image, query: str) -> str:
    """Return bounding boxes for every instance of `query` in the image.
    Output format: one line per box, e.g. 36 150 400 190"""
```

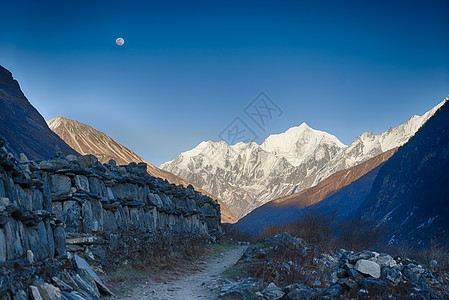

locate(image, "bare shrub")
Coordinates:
333 217 387 251
259 212 333 247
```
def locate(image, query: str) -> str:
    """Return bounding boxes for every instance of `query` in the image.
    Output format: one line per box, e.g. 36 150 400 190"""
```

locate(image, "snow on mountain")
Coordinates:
162 124 345 218
161 99 446 220
313 100 445 184
260 123 346 166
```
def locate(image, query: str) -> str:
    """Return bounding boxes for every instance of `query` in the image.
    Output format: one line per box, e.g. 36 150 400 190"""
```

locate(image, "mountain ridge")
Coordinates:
161 100 443 219
0 65 78 160
47 116 237 223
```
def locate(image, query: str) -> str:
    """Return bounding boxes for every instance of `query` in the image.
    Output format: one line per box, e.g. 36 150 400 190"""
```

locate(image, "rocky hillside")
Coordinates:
214 233 449 299
235 149 397 234
357 96 449 246
161 101 443 219
0 65 77 160
48 116 237 223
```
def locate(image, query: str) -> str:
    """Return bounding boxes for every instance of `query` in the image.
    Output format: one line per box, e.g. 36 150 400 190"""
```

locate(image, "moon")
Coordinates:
116 37 124 46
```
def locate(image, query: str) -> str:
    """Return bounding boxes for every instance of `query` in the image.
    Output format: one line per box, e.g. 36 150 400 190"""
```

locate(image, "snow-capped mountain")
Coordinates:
161 123 346 218
161 99 446 219
48 116 238 223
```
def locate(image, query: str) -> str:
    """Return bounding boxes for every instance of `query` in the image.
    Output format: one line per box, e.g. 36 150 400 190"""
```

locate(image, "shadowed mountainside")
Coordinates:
357 96 449 246
48 116 237 223
235 149 397 234
0 65 77 160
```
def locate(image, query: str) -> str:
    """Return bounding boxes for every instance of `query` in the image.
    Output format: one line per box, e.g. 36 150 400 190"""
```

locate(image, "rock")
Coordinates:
348 250 375 264
61 291 87 300
338 278 357 290
34 281 62 300
262 283 284 300
29 286 43 300
429 260 438 271
359 278 387 291
347 268 365 282
285 284 313 300
355 259 381 278
52 276 74 292
243 247 267 260
376 253 397 268
74 176 89 193
324 284 344 297
50 175 71 195
54 226 66 257
381 267 403 285
74 254 114 296
65 155 77 162
0 197 10 206
0 228 6 264
27 250 35 263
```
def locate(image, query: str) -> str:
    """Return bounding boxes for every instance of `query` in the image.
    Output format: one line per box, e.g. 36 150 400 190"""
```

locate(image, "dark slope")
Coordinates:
357 96 449 246
305 164 383 224
235 149 396 234
0 65 77 160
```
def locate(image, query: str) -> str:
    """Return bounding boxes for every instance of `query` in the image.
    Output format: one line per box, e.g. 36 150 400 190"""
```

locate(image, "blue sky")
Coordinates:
1 0 448 165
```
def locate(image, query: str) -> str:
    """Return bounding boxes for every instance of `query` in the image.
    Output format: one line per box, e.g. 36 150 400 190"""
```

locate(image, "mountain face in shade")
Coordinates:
234 149 397 234
48 116 237 223
161 101 442 219
0 65 77 160
357 96 449 246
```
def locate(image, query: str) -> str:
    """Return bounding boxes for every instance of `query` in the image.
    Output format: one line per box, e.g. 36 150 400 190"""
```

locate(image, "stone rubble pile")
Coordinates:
0 142 222 299
213 232 449 299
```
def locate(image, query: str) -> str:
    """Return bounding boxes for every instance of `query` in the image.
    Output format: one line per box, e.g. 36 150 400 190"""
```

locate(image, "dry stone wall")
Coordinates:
0 144 222 298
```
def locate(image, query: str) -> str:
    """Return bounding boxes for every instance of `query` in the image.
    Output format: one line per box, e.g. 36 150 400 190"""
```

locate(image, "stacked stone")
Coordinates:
0 141 222 298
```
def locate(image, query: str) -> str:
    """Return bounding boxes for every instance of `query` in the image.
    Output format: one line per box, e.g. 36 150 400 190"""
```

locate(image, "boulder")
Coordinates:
262 283 284 300
355 259 381 278
74 254 114 296
381 267 403 285
29 286 43 300
376 253 397 268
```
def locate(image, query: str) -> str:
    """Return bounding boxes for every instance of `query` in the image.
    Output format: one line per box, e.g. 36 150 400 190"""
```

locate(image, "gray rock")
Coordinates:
74 176 89 193
29 286 43 300
54 226 66 257
324 284 344 297
52 276 74 292
347 268 365 282
338 278 357 290
0 197 9 206
61 291 87 300
262 283 284 300
348 250 375 264
285 285 313 300
0 228 6 264
63 201 80 233
34 281 62 300
51 175 71 195
376 253 397 268
355 259 381 278
359 278 387 290
429 260 438 272
382 267 403 285
71 274 99 299
74 254 114 296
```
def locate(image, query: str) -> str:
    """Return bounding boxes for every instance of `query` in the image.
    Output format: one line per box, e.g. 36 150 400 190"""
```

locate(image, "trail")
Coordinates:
119 245 247 300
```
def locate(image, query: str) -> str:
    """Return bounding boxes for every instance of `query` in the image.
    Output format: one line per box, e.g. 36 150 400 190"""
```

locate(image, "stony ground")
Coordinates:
106 245 247 300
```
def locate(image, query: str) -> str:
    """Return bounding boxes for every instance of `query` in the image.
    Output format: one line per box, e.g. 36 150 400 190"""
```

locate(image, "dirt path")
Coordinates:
118 245 247 300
